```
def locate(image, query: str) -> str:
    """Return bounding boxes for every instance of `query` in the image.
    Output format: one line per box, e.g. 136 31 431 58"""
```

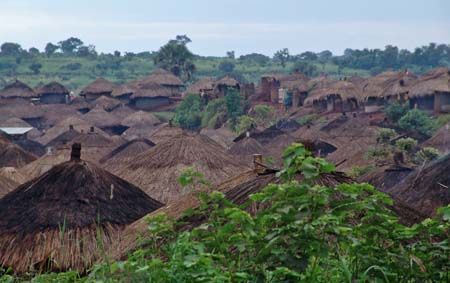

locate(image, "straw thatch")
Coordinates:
0 102 44 120
0 137 37 168
0 145 163 273
92 95 122 111
0 80 36 99
0 117 31 128
279 72 309 92
361 70 417 100
215 75 240 87
39 104 81 128
147 124 183 144
186 77 216 94
13 138 45 157
80 78 116 96
0 167 27 185
121 111 161 127
0 174 18 199
408 67 450 97
100 138 156 165
19 149 71 181
111 84 137 98
111 133 249 203
82 106 122 128
139 68 184 87
387 153 450 218
130 82 173 98
200 127 236 149
110 105 136 120
422 123 450 154
35 116 108 146
108 165 352 260
307 75 335 91
228 137 266 160
35 82 69 96
304 80 361 105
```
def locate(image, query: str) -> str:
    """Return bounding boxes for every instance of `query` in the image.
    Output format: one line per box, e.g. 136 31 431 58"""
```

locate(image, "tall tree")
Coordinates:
0 42 22 56
274 48 290 68
58 37 84 54
44 42 59 57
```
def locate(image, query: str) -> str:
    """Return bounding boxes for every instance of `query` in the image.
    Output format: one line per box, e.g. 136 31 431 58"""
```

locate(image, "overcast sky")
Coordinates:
1 0 449 56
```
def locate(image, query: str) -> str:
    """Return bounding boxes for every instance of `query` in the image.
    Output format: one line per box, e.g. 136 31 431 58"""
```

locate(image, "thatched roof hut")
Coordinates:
92 95 122 112
199 127 236 149
422 123 450 154
0 80 37 99
108 161 352 260
19 149 71 181
408 67 450 98
80 78 116 100
110 105 135 120
121 111 161 127
82 106 127 135
139 68 184 87
0 117 32 128
111 133 250 203
0 144 163 273
304 80 361 107
0 174 18 199
100 138 156 165
111 84 137 99
186 77 216 95
387 153 450 218
35 82 69 97
361 70 417 101
39 104 81 128
227 136 266 165
146 124 183 144
0 167 27 185
0 137 37 168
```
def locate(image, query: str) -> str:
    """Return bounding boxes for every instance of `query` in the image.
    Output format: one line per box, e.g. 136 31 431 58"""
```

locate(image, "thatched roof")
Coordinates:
147 124 183 144
130 82 173 98
108 165 352 260
91 95 122 111
186 77 216 94
80 78 116 96
82 106 122 128
304 80 361 105
199 127 236 149
39 104 81 127
0 174 18 199
111 83 137 98
387 154 450 218
227 137 266 165
361 70 417 100
100 138 156 165
422 123 450 154
0 102 44 119
0 80 37 99
36 82 69 96
19 149 71 181
0 144 163 273
408 67 450 97
121 111 161 127
0 167 27 185
111 133 250 203
279 72 309 92
215 75 240 87
138 68 184 87
0 137 37 168
0 117 31 128
110 105 136 120
307 75 335 91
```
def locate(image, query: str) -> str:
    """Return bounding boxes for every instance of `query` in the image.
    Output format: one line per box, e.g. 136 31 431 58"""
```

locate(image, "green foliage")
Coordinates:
415 147 441 164
225 89 244 130
398 109 436 136
291 61 318 76
174 94 202 130
273 48 290 68
251 104 275 127
234 115 255 134
28 62 42 75
436 114 450 128
376 128 397 144
348 165 375 178
218 61 235 74
178 167 209 195
365 146 391 162
297 114 320 126
58 37 84 54
395 137 418 153
201 98 227 128
384 101 409 122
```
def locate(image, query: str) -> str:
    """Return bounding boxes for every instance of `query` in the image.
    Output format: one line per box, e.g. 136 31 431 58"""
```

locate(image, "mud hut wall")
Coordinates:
132 97 171 110
409 96 435 111
270 81 280 103
40 93 67 104
260 78 272 101
435 92 450 113
85 92 110 101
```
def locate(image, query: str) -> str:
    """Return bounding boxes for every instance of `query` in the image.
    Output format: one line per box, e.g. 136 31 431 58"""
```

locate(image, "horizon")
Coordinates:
1 0 449 56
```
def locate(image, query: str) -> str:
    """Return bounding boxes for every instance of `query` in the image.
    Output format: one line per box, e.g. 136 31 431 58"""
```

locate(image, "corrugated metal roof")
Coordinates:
0 127 33 135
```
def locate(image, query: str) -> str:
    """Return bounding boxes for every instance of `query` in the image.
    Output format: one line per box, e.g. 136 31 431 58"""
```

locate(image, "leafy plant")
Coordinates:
395 137 418 153
384 101 409 122
173 94 202 130
415 147 441 164
234 115 255 134
377 128 397 144
398 109 436 136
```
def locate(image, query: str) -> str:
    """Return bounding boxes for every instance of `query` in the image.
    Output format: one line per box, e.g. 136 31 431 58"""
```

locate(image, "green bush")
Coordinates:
235 115 256 134
415 147 441 164
297 114 319 126
252 104 275 126
398 109 436 136
348 165 375 178
201 98 226 128
376 128 397 144
174 94 202 130
384 101 409 122
395 137 418 153
225 89 244 130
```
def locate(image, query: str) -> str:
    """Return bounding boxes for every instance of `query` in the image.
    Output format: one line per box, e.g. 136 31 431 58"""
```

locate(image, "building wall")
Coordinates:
41 93 67 104
410 96 434 111
435 92 450 113
133 97 171 110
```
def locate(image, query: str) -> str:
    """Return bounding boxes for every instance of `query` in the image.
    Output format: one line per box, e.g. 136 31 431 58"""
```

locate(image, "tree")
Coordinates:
45 43 59 57
77 45 97 57
238 53 270 66
317 50 333 61
114 50 121 57
226 51 235 59
273 48 290 68
58 37 84 54
384 102 409 122
154 35 195 81
398 109 436 136
225 89 244 129
174 94 202 130
298 51 318 61
218 61 235 73
291 61 317 76
28 47 40 56
0 42 22 56
29 63 42 74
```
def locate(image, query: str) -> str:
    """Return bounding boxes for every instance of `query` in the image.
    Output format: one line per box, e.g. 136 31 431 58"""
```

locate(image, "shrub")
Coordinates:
252 104 275 126
395 137 418 153
201 98 227 128
376 128 397 144
398 109 436 136
384 101 408 122
174 94 202 130
348 165 375 178
297 114 319 126
415 147 441 164
225 89 244 130
235 115 255 134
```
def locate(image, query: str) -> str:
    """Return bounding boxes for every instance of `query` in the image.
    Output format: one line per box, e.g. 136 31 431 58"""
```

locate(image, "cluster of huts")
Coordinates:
0 66 449 274
259 68 450 114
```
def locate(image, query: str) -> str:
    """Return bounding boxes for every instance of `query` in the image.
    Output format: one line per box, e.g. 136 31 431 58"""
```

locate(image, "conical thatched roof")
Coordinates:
228 137 266 162
130 82 173 98
0 80 36 99
147 124 183 144
0 117 31 128
0 138 37 168
110 105 136 119
36 82 69 96
80 78 116 96
139 68 184 87
408 67 450 97
121 111 161 127
307 75 335 91
200 127 236 149
186 77 216 94
100 138 156 165
0 174 18 199
0 144 163 273
111 83 137 98
19 149 71 181
279 72 309 91
422 123 450 154
361 70 417 100
111 134 250 203
92 95 122 111
0 167 27 185
82 106 122 128
215 75 240 87
304 80 361 105
387 154 450 218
